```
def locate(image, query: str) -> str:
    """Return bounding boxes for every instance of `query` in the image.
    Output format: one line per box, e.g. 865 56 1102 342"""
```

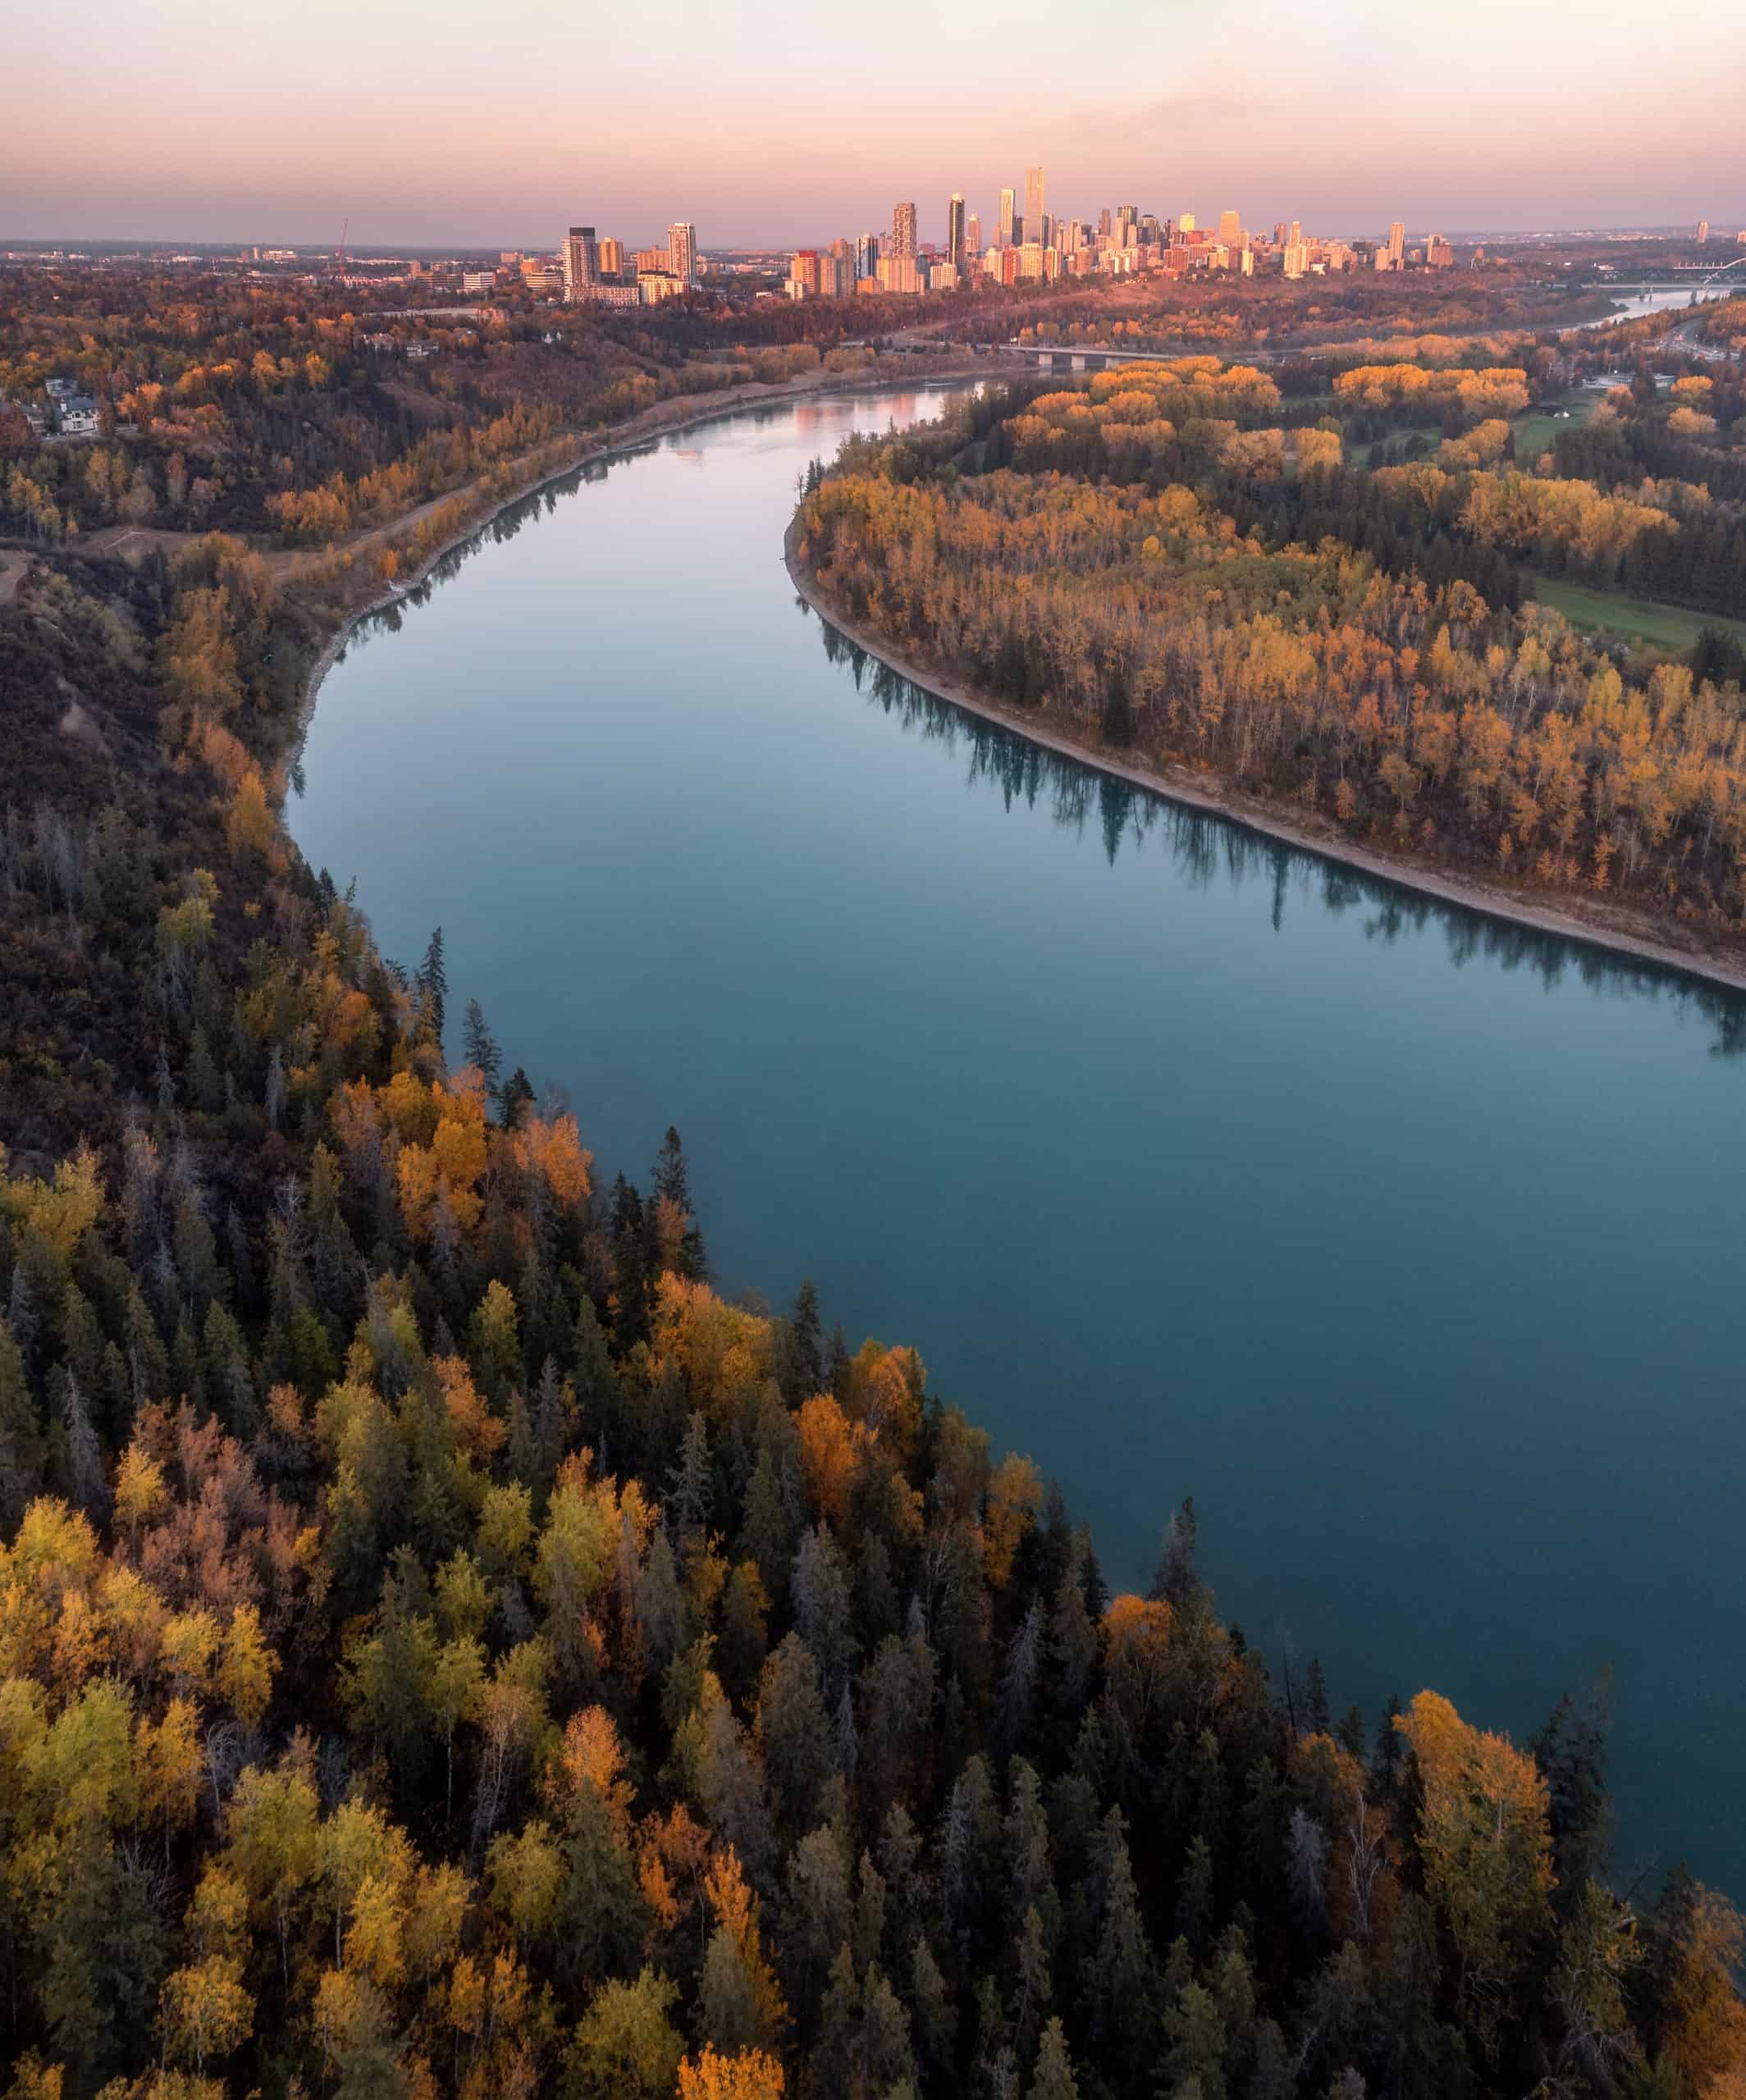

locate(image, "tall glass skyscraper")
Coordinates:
1025 166 1046 243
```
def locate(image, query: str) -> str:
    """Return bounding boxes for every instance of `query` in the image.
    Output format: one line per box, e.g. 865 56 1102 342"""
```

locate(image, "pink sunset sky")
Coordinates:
7 0 1743 248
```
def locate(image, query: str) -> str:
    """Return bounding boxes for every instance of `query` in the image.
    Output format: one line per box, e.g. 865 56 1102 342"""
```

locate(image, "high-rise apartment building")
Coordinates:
966 212 980 255
947 193 967 267
1219 208 1241 247
1282 240 1309 280
596 235 625 279
829 240 859 297
667 221 698 284
856 232 880 281
1386 220 1405 267
892 200 917 258
562 226 599 300
998 187 1016 245
1697 220 1710 244
1025 166 1046 244
1178 211 1195 234
1426 234 1453 268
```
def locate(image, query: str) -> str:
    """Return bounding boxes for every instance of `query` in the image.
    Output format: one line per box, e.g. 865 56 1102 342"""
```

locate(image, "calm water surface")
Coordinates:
1576 285 1737 327
294 382 1746 1896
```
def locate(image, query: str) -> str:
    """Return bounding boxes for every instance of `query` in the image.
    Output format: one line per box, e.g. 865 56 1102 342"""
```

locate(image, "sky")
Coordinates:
6 0 1744 250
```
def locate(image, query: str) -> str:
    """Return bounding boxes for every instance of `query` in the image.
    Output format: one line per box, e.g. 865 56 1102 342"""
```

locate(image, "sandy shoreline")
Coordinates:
784 523 1746 998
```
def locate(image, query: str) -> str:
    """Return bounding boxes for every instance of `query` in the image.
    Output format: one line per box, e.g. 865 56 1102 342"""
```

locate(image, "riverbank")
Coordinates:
785 520 1746 998
288 355 987 734
283 370 1746 1914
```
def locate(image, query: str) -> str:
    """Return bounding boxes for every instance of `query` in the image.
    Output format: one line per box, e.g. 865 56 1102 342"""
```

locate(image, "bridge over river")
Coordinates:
1003 342 1237 372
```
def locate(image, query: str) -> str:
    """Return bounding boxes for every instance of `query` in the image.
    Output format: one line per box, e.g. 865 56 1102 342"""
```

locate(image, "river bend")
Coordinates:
294 381 1746 1894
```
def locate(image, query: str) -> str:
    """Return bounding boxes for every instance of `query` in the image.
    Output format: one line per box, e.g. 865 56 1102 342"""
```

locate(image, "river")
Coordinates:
292 380 1746 1898
1575 284 1738 328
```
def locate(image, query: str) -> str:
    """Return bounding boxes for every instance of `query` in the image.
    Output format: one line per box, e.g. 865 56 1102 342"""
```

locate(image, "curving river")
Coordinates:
293 381 1746 1897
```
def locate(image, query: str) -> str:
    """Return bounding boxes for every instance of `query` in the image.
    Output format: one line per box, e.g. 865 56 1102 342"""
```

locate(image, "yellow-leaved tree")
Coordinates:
677 2043 786 2099
1396 1690 1553 2043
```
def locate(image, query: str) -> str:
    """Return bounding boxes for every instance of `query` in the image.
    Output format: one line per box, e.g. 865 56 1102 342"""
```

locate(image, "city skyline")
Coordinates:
11 192 1741 268
6 0 1745 245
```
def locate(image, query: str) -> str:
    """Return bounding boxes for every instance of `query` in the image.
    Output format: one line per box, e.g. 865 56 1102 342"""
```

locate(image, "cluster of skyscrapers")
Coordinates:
784 173 1462 299
557 220 700 306
532 183 1469 315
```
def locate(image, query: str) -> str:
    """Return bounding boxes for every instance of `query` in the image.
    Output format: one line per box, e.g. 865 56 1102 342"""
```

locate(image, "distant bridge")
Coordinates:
1600 256 1746 292
1003 343 1195 373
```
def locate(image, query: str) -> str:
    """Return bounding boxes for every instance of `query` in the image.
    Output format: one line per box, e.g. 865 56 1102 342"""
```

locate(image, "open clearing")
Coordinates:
1533 573 1746 651
1512 392 1594 463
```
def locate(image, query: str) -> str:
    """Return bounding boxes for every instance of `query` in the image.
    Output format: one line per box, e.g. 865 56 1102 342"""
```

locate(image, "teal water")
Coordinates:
293 381 1746 1897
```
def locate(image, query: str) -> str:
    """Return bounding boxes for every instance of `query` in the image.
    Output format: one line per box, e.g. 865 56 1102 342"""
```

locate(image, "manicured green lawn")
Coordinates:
1531 573 1746 651
1512 394 1593 463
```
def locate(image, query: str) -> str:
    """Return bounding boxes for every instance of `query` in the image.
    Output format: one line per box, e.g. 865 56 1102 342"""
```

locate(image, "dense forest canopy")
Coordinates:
0 265 866 550
0 264 1744 2100
793 348 1746 947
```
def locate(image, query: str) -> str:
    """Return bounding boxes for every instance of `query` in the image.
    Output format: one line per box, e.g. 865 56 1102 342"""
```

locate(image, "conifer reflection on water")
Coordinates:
815 612 1746 1057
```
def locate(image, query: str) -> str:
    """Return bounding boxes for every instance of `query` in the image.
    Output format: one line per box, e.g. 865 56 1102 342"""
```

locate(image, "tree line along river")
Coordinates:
292 381 1746 1898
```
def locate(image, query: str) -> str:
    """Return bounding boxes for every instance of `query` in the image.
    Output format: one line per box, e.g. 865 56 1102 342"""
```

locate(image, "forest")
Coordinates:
792 351 1746 946
0 264 852 550
944 265 1615 357
0 268 1744 2100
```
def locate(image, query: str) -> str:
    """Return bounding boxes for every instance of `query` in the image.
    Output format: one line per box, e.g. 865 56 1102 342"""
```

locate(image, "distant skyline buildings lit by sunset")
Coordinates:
6 0 1745 248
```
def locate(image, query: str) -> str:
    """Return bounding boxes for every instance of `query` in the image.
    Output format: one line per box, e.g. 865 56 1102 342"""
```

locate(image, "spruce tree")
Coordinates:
417 925 447 1043
461 997 502 1096
652 1126 707 1280
1031 2017 1080 2100
790 1278 823 1395
498 1065 535 1130
0 1317 43 1529
1305 1657 1331 1738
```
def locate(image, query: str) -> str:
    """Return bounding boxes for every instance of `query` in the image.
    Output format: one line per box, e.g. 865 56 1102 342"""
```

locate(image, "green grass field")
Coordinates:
1511 394 1593 463
1356 393 1593 469
1531 573 1746 652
